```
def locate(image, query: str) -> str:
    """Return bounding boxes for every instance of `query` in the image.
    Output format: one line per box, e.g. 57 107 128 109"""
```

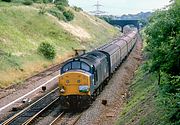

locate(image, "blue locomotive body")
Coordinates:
59 31 138 109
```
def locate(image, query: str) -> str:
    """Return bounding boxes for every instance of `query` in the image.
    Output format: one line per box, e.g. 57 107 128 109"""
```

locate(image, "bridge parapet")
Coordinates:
109 20 140 32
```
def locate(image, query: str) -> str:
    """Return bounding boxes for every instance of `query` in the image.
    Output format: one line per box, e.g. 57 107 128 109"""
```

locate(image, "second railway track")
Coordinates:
49 112 82 125
0 88 59 125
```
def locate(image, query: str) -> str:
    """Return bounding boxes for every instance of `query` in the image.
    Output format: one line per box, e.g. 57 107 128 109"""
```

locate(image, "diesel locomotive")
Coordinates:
58 30 138 109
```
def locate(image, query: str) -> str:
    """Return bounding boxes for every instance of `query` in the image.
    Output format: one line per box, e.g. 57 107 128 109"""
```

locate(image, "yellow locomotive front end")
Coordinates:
59 70 92 109
59 71 91 96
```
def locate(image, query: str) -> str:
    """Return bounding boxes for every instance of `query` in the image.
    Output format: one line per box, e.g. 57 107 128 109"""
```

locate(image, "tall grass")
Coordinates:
0 3 119 88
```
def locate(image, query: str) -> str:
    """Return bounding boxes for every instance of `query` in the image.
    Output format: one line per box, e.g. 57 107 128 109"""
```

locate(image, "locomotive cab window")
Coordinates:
72 61 80 69
81 62 90 71
62 63 71 72
62 61 91 73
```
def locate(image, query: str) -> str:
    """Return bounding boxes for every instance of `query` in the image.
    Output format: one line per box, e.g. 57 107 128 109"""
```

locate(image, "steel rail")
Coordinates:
71 113 82 125
1 87 59 125
0 75 60 112
22 97 59 125
49 112 65 125
49 112 82 125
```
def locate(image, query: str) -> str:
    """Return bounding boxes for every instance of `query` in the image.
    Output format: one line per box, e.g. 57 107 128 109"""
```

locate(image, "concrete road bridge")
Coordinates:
109 20 140 32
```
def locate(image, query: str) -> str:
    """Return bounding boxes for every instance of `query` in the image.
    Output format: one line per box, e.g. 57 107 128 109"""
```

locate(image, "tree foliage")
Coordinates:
145 3 180 76
54 0 68 7
38 42 56 60
144 0 180 124
23 0 33 5
2 0 12 2
63 10 74 21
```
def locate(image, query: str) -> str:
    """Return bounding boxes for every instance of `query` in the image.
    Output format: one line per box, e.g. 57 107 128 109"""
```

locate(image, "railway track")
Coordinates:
49 112 82 125
0 88 59 125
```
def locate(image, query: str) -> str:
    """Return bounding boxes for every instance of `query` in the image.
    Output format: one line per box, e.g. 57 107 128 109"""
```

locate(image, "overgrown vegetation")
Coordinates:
22 0 33 5
73 6 83 12
98 16 111 23
54 0 69 7
144 0 180 124
38 42 56 60
1 0 75 21
56 4 65 12
43 0 74 22
117 1 179 124
63 10 74 21
48 7 66 20
2 0 12 2
48 7 74 22
0 1 119 87
117 64 179 125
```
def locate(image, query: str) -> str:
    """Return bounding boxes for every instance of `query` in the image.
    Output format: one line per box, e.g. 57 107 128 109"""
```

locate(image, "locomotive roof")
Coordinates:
63 50 107 68
80 50 107 67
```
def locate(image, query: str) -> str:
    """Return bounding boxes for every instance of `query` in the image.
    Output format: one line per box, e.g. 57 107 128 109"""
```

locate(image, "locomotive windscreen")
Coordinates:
61 61 91 74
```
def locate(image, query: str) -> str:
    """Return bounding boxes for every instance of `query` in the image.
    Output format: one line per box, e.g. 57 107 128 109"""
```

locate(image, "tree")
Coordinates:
145 0 180 77
144 1 180 124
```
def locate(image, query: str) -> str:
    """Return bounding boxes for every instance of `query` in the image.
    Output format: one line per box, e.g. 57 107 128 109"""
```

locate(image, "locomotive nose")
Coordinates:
59 71 91 96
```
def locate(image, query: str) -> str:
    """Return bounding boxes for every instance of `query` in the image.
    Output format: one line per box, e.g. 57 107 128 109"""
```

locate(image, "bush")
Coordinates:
2 0 12 2
73 6 83 12
23 0 33 5
39 6 46 15
63 10 74 21
12 0 25 3
38 42 56 60
48 8 66 21
55 0 69 6
56 5 66 12
32 0 49 3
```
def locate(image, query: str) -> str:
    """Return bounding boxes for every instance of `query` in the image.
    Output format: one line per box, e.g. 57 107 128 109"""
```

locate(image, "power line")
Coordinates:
90 0 106 16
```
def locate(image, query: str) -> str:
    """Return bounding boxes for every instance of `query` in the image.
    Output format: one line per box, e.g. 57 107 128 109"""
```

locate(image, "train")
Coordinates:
58 30 138 109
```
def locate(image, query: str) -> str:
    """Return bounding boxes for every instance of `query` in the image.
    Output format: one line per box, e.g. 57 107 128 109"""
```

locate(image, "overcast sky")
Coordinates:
68 0 171 16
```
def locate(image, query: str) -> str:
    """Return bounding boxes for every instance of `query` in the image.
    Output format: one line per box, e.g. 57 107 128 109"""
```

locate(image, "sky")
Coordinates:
68 0 171 16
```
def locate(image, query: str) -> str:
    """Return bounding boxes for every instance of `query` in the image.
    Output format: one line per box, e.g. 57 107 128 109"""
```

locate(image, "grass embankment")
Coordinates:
0 2 119 88
116 64 176 125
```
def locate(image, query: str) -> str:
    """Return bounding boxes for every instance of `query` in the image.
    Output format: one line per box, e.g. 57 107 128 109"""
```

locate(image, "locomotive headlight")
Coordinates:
59 85 65 93
60 88 65 93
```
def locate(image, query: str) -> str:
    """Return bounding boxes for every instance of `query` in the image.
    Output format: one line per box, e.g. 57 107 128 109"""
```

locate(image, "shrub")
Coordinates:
39 6 46 15
55 0 69 6
32 0 49 3
12 0 25 3
38 42 56 60
48 8 66 21
56 4 66 12
63 10 74 21
23 0 33 5
73 6 83 12
2 0 12 2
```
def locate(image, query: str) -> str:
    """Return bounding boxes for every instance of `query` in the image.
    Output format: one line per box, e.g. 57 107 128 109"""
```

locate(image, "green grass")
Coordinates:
0 6 79 67
71 9 118 48
0 2 120 88
116 64 176 125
